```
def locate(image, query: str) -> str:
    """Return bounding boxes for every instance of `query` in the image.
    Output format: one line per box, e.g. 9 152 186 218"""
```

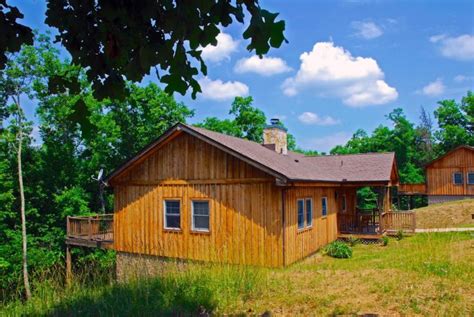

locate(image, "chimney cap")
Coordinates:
266 118 287 131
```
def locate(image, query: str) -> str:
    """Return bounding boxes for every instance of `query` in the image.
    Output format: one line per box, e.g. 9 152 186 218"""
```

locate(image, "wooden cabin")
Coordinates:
399 146 474 205
425 146 474 204
67 120 401 275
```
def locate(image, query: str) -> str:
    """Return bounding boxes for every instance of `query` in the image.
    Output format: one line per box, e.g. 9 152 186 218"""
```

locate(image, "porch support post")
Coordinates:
66 245 72 286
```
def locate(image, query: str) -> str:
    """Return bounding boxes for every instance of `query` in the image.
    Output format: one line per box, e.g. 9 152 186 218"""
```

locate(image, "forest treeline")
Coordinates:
1 36 473 301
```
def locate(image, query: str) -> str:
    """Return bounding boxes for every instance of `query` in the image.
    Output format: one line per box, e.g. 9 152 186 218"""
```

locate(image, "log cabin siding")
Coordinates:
114 183 283 267
283 187 338 265
426 147 474 196
113 133 284 267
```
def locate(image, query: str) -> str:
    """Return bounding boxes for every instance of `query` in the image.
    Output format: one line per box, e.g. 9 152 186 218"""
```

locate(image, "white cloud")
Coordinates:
301 132 352 152
198 77 249 101
417 78 445 97
454 75 473 83
281 42 398 107
234 56 292 76
297 112 340 126
351 21 383 39
430 34 474 61
201 32 238 62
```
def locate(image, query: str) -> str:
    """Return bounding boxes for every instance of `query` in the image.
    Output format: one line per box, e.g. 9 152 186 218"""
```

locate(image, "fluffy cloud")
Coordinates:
234 56 292 76
430 34 474 61
298 112 340 126
351 21 383 39
198 77 249 101
281 42 398 107
417 78 445 97
454 75 473 83
301 132 352 153
201 32 238 62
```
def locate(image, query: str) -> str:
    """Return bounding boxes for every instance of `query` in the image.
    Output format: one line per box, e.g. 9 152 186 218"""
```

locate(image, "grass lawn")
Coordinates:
2 232 473 316
415 199 474 229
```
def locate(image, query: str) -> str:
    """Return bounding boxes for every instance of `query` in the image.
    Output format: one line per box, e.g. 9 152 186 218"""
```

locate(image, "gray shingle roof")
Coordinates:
185 124 397 183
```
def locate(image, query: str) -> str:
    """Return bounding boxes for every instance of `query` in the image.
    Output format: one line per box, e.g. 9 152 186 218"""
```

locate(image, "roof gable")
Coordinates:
426 145 474 168
106 123 398 185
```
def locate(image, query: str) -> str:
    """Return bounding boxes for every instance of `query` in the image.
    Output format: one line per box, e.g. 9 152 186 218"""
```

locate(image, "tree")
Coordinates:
1 1 286 101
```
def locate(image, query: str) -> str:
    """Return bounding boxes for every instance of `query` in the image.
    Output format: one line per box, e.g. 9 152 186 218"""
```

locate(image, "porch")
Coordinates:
66 214 114 249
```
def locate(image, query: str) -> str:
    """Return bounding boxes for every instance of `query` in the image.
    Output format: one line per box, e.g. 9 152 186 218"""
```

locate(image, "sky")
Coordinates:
11 0 474 152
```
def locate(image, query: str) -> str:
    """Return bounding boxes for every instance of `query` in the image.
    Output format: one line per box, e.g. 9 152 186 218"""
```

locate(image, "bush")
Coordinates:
396 230 405 241
325 241 352 259
381 236 389 246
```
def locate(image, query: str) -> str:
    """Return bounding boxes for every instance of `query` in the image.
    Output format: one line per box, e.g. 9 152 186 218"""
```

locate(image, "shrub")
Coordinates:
325 241 352 259
396 230 405 241
381 236 389 246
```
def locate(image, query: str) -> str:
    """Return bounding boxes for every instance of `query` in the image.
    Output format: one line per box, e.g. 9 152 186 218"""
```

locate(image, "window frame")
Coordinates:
467 172 474 185
452 172 463 185
297 199 305 230
163 199 181 231
191 199 211 233
305 198 313 228
321 196 328 218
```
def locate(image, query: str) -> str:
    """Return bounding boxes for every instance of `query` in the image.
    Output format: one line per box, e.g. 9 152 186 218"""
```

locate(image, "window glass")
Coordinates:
192 201 210 231
468 172 474 185
322 197 328 217
306 199 313 227
164 200 180 229
297 199 304 229
342 195 347 212
453 172 463 185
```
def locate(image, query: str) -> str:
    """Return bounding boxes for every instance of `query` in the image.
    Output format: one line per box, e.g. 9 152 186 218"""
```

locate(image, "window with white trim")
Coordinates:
164 200 181 229
453 172 463 185
468 172 474 185
297 199 305 229
192 200 210 232
322 197 328 217
306 198 313 227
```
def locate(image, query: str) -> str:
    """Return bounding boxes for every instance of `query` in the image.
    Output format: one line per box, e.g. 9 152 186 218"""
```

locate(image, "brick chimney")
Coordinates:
263 118 288 155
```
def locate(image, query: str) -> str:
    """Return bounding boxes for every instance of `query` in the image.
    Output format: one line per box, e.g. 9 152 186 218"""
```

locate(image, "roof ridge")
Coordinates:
302 151 395 158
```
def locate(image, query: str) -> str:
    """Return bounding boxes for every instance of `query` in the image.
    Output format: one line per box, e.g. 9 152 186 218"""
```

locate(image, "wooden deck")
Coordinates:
398 183 427 195
66 214 114 249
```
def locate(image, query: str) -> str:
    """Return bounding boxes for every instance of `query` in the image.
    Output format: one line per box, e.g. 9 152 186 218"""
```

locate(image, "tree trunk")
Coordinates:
16 99 31 300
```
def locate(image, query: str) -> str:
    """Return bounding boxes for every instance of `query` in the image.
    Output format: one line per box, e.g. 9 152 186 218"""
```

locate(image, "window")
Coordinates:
164 200 181 230
297 199 305 229
192 200 210 232
306 198 313 227
342 194 347 212
468 172 474 185
322 197 328 217
453 172 463 185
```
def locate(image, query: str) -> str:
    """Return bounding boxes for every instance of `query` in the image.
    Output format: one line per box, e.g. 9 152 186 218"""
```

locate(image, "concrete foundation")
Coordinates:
428 195 474 205
116 252 187 282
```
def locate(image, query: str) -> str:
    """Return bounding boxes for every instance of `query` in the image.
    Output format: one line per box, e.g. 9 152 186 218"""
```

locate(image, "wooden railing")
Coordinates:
381 211 416 233
398 183 427 194
338 209 380 234
67 214 114 242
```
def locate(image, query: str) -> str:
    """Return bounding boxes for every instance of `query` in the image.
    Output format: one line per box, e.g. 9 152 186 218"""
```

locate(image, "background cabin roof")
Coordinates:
424 145 474 168
106 123 398 185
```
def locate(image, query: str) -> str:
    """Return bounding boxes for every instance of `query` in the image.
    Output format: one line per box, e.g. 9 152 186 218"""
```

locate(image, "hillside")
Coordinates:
414 199 474 229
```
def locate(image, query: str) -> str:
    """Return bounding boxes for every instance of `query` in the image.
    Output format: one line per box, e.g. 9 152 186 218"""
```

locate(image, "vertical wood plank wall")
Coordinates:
284 187 339 265
427 148 474 196
113 133 283 267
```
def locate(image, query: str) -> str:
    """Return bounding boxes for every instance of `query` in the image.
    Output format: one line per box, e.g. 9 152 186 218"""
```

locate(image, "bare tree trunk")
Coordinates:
16 97 31 300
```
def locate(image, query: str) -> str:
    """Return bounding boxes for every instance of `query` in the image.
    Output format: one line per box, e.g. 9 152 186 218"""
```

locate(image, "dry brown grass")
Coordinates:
414 199 474 229
240 232 474 316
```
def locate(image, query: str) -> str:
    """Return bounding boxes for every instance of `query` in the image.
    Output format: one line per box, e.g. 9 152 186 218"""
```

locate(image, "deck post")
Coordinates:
66 245 72 286
88 217 92 240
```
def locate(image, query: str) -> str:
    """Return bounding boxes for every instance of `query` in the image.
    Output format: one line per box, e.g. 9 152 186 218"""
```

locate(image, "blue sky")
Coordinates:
12 0 474 152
